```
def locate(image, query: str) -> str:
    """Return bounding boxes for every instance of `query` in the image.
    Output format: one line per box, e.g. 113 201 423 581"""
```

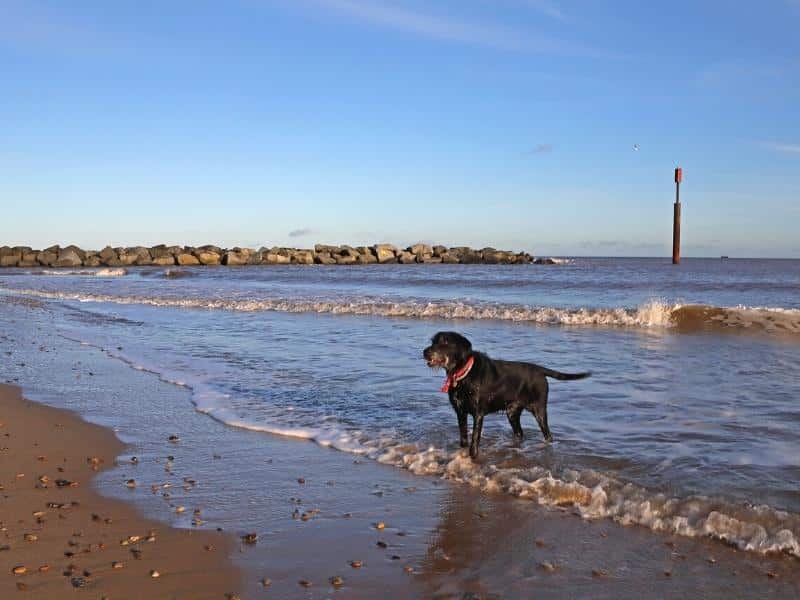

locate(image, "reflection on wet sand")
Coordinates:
418 485 800 599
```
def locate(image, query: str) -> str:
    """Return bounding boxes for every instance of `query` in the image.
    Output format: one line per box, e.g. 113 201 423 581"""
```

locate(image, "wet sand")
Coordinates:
0 384 240 599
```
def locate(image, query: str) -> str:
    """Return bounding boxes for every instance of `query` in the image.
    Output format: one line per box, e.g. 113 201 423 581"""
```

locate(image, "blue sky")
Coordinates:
1 0 798 257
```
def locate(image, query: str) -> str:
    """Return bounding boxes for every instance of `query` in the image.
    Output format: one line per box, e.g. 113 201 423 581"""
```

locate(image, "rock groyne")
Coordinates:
0 244 537 267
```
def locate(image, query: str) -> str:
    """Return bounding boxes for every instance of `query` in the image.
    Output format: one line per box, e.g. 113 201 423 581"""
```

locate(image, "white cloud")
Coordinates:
517 0 565 21
759 141 800 154
288 228 317 237
529 143 554 154
303 0 613 57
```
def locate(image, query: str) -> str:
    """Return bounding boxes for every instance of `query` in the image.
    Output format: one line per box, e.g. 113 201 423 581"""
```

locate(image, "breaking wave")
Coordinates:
3 287 799 337
37 268 128 277
376 445 800 558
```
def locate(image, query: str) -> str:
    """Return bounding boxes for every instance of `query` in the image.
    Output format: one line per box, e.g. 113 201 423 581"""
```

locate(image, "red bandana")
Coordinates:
441 356 475 393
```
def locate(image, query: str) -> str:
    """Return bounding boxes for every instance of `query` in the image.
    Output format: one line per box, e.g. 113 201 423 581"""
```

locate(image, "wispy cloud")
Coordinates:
517 0 566 21
288 228 317 238
303 0 615 58
529 143 554 154
0 0 131 57
759 141 800 154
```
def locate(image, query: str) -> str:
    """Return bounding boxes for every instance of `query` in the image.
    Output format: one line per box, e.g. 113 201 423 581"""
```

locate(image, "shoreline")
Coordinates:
0 384 241 599
2 295 800 598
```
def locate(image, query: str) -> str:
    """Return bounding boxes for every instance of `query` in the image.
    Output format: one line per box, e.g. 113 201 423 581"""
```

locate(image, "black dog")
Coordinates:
423 331 590 459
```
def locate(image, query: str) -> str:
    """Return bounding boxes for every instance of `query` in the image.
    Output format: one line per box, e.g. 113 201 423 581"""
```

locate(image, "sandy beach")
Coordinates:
0 383 240 599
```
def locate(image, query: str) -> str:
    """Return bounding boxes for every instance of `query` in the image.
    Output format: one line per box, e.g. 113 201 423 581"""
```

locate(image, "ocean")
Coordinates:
1 257 799 576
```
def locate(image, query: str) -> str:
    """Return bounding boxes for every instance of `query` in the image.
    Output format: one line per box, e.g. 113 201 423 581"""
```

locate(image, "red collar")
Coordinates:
441 356 475 393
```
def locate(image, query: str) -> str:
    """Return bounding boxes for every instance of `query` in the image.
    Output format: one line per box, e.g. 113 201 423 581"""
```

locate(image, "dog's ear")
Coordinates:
448 332 471 351
459 334 472 352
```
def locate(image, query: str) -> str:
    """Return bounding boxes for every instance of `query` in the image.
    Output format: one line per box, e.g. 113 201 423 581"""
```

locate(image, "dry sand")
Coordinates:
0 384 241 599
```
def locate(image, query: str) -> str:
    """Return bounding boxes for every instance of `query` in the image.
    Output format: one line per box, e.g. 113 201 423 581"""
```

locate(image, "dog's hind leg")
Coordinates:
506 405 524 439
530 403 552 442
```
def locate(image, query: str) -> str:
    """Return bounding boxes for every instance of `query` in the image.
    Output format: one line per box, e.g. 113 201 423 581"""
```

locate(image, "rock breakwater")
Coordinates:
0 243 536 267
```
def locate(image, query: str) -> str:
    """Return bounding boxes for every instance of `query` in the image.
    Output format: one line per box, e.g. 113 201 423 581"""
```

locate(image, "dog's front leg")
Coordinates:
469 413 484 459
457 410 469 448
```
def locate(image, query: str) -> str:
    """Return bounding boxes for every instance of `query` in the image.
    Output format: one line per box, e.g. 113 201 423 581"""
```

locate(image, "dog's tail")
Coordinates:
541 368 591 381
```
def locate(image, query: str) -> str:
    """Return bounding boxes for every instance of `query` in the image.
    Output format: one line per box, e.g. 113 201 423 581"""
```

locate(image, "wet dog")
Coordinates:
423 331 590 459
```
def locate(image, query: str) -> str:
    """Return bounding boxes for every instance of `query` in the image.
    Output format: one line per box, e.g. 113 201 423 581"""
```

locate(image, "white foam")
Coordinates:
57 332 800 559
9 286 797 336
1 287 681 328
376 444 800 557
38 268 127 277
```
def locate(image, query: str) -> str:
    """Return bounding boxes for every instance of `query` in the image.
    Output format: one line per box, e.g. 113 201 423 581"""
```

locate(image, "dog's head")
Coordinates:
423 331 473 372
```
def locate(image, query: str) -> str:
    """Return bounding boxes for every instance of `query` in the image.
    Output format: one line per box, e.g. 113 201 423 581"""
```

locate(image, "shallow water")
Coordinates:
1 258 799 559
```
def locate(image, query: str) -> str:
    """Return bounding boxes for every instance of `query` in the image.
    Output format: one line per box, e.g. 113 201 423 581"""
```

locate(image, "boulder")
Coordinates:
441 254 460 264
483 250 512 264
335 255 357 265
374 244 397 264
314 244 341 254
432 245 448 257
150 245 172 259
409 243 432 256
54 248 83 268
264 252 290 265
195 251 221 265
20 252 39 267
292 250 314 265
222 251 248 266
534 257 556 265
421 256 443 264
151 256 176 266
336 246 359 258
118 252 139 266
0 247 21 267
84 255 102 267
356 253 377 264
459 250 483 264
36 251 58 267
398 251 417 264
127 246 152 265
176 253 200 266
62 245 86 261
99 247 125 266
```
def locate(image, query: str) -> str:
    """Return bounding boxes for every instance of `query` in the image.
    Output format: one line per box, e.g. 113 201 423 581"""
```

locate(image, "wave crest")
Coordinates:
2 287 799 337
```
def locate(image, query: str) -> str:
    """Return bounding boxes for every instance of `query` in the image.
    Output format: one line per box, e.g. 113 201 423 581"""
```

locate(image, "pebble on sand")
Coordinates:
12 565 27 575
299 579 313 587
150 570 161 578
260 578 272 587
349 560 363 569
329 575 344 587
